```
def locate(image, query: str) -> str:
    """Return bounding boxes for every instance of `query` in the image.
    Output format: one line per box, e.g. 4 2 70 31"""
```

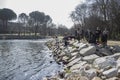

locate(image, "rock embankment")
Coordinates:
45 39 120 80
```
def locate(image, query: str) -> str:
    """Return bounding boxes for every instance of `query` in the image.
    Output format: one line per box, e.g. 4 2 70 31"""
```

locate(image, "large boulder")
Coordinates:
92 77 102 80
102 68 118 78
80 46 96 56
110 53 120 60
73 41 79 47
69 40 75 45
118 69 120 77
68 56 76 62
67 57 81 67
84 69 97 79
106 77 119 80
80 68 97 80
116 59 120 69
71 52 78 56
59 46 64 50
99 48 112 56
82 54 100 64
78 43 88 50
70 61 87 70
111 45 120 53
70 48 78 53
65 73 89 80
59 51 66 56
62 56 69 61
93 57 117 70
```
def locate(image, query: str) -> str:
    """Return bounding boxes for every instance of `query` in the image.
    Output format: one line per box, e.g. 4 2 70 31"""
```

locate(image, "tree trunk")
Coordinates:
24 27 26 36
35 25 37 36
6 20 8 33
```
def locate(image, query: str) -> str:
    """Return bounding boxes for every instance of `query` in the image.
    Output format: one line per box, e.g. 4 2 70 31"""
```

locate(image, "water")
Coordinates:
0 39 63 80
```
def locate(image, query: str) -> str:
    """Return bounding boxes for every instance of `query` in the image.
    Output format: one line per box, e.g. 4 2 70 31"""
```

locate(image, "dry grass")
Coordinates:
108 41 120 46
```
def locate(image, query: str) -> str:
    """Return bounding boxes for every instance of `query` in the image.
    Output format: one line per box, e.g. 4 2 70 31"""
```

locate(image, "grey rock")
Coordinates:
80 46 96 56
67 57 81 67
103 68 118 78
116 59 120 69
106 77 119 80
71 52 78 56
70 48 78 53
78 43 88 50
81 68 97 79
112 45 120 53
110 53 120 60
93 57 117 70
68 56 76 62
99 48 112 56
70 61 87 70
82 54 99 64
92 77 102 80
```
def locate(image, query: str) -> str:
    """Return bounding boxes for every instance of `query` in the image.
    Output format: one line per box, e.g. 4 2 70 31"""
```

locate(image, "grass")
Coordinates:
108 40 120 46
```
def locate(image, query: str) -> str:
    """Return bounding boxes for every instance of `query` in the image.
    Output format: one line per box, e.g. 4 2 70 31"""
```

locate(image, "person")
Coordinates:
101 28 108 47
74 28 78 40
55 36 59 49
76 27 81 43
88 31 96 44
95 27 101 44
80 27 84 41
85 29 91 42
63 33 69 47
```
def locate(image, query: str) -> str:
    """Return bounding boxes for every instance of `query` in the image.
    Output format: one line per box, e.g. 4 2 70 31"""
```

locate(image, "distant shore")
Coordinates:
0 34 51 40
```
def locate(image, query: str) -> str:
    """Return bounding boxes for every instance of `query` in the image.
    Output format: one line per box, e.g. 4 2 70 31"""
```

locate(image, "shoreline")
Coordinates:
45 39 120 80
0 35 51 40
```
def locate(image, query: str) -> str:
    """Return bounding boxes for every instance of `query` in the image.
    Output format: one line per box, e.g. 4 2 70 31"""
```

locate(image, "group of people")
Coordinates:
55 27 109 48
75 27 108 47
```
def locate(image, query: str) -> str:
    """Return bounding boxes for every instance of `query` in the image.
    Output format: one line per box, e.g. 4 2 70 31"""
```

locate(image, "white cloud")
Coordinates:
1 0 84 28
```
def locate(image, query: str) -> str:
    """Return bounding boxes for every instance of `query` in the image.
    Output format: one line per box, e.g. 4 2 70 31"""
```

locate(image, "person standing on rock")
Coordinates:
85 29 91 42
74 28 78 40
89 31 96 44
95 27 101 44
55 36 59 49
63 33 69 48
80 27 84 41
101 28 108 47
76 27 81 43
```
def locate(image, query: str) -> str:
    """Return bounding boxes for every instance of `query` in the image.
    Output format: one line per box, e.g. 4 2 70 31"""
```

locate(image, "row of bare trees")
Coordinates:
0 8 70 37
70 0 120 40
17 11 53 36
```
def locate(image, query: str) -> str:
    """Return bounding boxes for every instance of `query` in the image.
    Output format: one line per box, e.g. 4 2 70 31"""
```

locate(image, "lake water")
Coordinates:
0 39 63 80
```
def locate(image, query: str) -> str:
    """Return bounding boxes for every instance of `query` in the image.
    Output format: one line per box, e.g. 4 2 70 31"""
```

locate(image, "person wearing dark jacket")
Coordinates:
95 27 101 44
89 31 96 44
76 27 81 43
101 28 108 47
63 34 69 47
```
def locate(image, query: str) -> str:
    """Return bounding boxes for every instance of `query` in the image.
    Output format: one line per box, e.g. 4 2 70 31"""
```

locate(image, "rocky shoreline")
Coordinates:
45 39 120 80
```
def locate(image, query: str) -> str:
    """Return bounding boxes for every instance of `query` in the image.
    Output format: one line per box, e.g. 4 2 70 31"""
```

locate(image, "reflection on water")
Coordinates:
0 40 62 80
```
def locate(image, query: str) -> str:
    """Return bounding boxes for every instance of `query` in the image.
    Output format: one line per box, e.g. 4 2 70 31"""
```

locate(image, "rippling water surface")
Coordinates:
0 39 62 80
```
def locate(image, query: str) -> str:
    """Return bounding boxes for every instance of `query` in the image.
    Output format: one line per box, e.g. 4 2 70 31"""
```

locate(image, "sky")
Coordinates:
0 0 84 28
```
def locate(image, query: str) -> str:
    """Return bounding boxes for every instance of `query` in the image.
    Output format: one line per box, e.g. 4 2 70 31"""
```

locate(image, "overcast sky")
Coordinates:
0 0 84 28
